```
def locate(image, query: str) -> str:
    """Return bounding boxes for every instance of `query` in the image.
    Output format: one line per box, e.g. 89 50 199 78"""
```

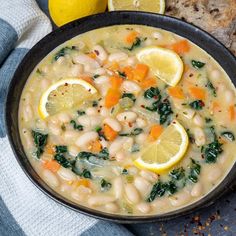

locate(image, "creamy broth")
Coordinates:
19 25 236 215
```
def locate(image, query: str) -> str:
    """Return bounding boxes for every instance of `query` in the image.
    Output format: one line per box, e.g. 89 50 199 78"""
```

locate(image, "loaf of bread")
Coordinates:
165 0 236 55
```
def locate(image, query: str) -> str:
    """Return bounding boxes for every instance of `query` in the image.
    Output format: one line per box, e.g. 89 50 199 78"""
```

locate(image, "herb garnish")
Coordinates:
119 128 143 136
188 159 201 183
122 93 136 102
70 120 83 131
81 169 92 179
191 60 205 69
125 37 146 51
54 153 72 168
169 167 185 180
93 74 100 79
32 131 48 158
122 169 128 175
77 147 109 160
221 131 235 142
53 46 77 61
101 179 112 191
144 87 160 99
117 71 127 79
55 145 67 153
206 80 217 97
189 100 205 110
202 140 223 163
77 110 86 116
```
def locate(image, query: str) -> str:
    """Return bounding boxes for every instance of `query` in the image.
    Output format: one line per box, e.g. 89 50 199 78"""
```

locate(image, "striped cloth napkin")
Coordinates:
0 1 133 235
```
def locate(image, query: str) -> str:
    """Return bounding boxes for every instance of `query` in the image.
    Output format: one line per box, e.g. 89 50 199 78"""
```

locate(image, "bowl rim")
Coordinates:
5 11 236 223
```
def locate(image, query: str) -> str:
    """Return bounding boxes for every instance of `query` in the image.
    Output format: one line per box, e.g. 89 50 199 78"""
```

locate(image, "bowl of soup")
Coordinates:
5 12 236 222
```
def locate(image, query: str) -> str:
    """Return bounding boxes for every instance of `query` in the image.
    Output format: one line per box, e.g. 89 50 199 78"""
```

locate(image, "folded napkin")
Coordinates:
0 1 133 235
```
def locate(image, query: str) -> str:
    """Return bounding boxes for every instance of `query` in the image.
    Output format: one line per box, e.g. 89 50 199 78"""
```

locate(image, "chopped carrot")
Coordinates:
149 124 163 140
211 101 220 114
133 64 149 82
43 160 60 173
189 87 206 100
104 88 120 108
110 76 123 89
140 77 157 89
123 66 134 80
45 144 55 155
88 52 97 59
89 139 102 153
108 62 120 71
103 124 118 141
170 40 190 54
77 179 90 188
126 31 138 43
229 105 235 121
168 86 185 99
80 76 94 85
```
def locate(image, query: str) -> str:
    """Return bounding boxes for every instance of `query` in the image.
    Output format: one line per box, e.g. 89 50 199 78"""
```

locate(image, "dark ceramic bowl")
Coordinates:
5 11 236 223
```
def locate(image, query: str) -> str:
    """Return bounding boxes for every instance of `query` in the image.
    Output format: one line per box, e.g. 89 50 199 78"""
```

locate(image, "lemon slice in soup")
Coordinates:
108 0 165 14
136 46 184 86
38 78 97 119
134 120 189 172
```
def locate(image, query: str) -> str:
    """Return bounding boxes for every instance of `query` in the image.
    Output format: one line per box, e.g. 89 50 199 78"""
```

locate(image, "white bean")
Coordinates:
60 184 72 193
206 164 222 183
63 130 80 142
134 177 152 197
193 127 206 146
140 170 158 183
193 114 204 127
57 112 71 123
116 111 137 123
86 107 98 116
105 203 119 213
122 137 134 150
23 105 33 122
125 184 140 204
68 145 79 157
23 92 32 105
75 131 98 147
78 115 101 128
93 45 108 61
56 56 65 65
57 167 77 181
113 177 124 199
68 64 83 77
103 117 121 132
224 89 234 104
48 123 61 136
94 75 109 85
88 195 116 206
109 138 124 156
22 129 33 149
169 190 191 207
93 68 107 75
108 52 128 62
73 54 100 68
191 182 203 197
43 170 59 188
71 186 91 202
127 167 138 175
210 70 221 81
135 133 148 145
127 56 137 66
136 117 147 128
100 138 108 148
115 151 126 162
100 107 110 117
136 202 151 214
152 31 163 40
41 79 51 90
182 108 195 119
121 80 141 94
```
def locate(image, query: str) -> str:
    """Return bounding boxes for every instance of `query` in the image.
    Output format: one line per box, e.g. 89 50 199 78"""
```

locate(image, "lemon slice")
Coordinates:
134 120 189 172
108 0 165 14
136 46 184 86
39 78 97 119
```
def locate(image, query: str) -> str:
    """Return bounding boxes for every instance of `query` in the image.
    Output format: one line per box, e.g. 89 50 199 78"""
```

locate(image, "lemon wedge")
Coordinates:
108 0 165 14
38 78 97 119
134 120 189 173
136 46 184 86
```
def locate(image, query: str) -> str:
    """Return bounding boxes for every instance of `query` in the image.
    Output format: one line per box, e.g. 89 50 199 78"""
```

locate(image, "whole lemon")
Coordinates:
49 0 107 26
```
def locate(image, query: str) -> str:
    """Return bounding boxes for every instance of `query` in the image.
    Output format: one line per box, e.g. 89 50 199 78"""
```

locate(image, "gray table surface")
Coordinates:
1 1 235 235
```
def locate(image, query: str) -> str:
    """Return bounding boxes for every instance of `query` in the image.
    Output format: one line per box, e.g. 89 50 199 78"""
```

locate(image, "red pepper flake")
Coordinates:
128 122 132 127
140 104 145 108
64 83 68 86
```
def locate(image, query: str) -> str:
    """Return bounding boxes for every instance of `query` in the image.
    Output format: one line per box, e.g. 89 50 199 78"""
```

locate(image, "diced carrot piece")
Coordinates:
110 76 123 89
103 124 118 141
108 62 120 71
123 66 134 80
211 101 220 114
77 179 90 188
170 40 190 54
140 77 157 89
81 76 94 85
45 144 55 155
104 88 120 108
189 87 206 100
126 31 138 43
89 139 102 153
229 105 235 121
43 160 60 173
88 52 97 59
133 64 149 82
149 124 163 140
168 86 185 99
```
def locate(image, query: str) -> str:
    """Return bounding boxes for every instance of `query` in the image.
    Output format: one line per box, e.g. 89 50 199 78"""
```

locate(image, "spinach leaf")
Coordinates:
158 99 173 125
54 153 72 168
77 110 85 116
165 181 177 195
169 167 185 180
122 93 136 102
205 117 212 123
131 144 140 153
77 147 109 160
191 60 205 69
70 120 83 131
93 74 100 79
32 131 48 158
92 100 98 107
122 169 128 175
81 169 92 179
206 80 217 97
55 145 67 153
144 87 160 99
53 46 77 61
145 100 160 112
101 179 112 191
117 71 126 79
221 131 235 142
189 100 205 110
119 128 143 137
202 140 223 163
147 181 166 202
96 147 109 160
188 159 201 183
